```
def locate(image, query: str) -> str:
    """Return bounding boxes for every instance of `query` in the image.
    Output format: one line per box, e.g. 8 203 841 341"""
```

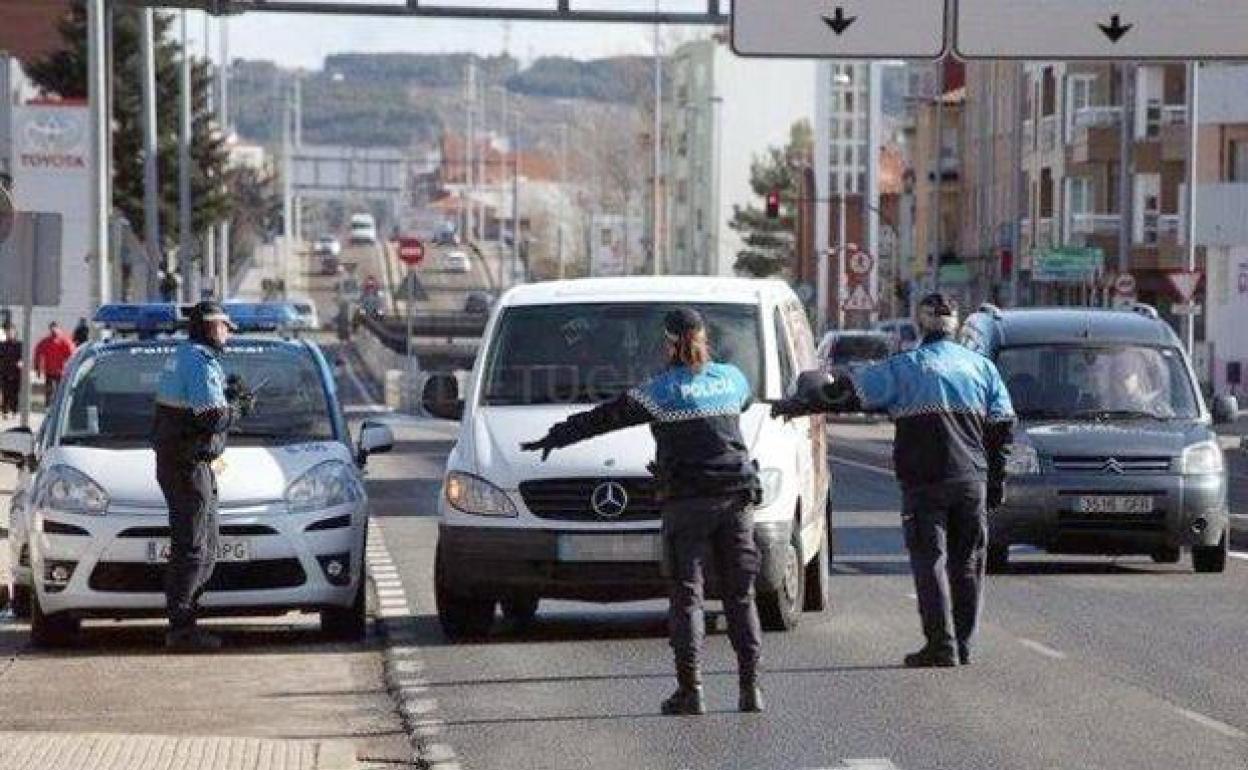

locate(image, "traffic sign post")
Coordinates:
731 0 947 59
956 0 1248 59
1114 273 1137 298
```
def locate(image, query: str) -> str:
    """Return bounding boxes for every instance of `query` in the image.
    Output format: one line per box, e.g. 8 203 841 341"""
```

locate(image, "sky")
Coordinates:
185 6 716 69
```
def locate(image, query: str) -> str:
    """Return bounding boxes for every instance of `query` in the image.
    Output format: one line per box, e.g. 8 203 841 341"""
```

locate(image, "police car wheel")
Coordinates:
986 543 1010 575
321 578 367 642
1192 532 1228 574
10 584 32 620
803 526 830 613
435 547 496 641
502 595 540 628
30 593 78 648
758 526 804 632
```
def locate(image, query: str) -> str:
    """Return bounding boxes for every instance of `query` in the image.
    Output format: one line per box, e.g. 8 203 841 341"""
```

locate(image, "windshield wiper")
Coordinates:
1069 409 1172 421
1017 409 1071 420
60 434 149 446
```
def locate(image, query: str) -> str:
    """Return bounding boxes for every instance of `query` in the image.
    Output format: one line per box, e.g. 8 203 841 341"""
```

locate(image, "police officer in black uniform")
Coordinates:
774 293 1015 667
522 309 765 715
153 301 253 651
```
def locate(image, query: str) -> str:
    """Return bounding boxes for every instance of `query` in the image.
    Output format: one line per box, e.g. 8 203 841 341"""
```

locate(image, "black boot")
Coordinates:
957 643 971 666
661 665 706 716
903 645 957 668
738 669 765 714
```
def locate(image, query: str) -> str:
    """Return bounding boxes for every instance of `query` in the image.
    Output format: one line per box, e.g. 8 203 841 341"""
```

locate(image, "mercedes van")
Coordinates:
423 277 833 640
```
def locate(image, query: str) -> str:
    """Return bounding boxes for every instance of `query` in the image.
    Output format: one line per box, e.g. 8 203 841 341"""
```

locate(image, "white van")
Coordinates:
349 213 377 246
422 277 833 640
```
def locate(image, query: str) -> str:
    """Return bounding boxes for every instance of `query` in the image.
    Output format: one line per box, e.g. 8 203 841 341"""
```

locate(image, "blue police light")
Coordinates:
94 302 300 336
222 302 300 332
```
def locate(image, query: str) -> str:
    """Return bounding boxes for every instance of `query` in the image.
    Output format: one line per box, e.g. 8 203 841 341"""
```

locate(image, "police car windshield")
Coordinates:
483 303 763 406
57 341 336 447
995 344 1200 421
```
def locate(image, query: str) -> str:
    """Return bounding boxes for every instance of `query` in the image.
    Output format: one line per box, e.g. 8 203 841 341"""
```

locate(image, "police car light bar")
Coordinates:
94 302 301 335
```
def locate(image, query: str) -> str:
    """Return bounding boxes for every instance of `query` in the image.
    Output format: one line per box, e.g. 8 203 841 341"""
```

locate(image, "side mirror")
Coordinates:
357 420 395 465
0 427 35 467
422 373 464 421
1212 394 1240 425
793 369 839 406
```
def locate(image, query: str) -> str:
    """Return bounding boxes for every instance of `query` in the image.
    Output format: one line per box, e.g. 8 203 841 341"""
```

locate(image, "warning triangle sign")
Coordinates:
1167 271 1202 303
842 284 876 312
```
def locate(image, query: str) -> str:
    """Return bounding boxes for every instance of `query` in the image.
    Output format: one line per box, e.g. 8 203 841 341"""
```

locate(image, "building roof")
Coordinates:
498 276 795 307
0 1 73 66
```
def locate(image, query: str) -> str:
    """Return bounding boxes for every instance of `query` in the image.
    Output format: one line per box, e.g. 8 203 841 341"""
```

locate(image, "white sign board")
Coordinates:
732 0 946 59
1115 273 1137 296
957 0 1248 59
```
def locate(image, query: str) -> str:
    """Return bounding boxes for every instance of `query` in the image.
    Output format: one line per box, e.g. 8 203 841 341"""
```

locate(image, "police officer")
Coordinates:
774 293 1014 667
152 301 253 651
521 309 765 715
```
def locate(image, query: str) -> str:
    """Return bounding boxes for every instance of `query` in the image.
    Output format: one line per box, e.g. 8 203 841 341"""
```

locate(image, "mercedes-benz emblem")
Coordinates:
1103 458 1125 475
591 481 629 519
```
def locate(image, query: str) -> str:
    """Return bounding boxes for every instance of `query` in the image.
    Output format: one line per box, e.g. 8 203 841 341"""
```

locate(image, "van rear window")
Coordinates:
482 303 763 406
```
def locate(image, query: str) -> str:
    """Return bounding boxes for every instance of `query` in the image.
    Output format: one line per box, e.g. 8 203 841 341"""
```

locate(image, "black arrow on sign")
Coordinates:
1098 14 1133 43
822 7 857 35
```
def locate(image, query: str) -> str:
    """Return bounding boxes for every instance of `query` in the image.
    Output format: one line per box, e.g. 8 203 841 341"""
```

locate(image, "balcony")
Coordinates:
1072 105 1122 130
1070 213 1121 237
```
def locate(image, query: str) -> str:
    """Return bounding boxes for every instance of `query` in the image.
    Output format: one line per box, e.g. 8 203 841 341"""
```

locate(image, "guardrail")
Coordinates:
362 311 488 350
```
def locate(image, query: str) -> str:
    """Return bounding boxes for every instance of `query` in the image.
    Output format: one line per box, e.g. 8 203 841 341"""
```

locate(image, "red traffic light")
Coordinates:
765 190 781 220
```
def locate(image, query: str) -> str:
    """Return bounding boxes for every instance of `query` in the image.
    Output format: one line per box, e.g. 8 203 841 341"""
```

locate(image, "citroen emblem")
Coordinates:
1103 458 1125 475
591 482 629 519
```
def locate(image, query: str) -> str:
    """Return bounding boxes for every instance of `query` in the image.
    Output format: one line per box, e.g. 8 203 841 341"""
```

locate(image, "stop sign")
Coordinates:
398 237 425 266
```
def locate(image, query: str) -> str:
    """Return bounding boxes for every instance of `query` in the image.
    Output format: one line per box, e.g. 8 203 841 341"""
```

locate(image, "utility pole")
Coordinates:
652 1 663 276
140 8 161 300
217 16 231 298
1117 62 1136 280
836 186 847 330
930 58 944 297
511 107 521 287
88 0 110 307
814 64 831 334
866 61 882 325
1184 60 1200 354
281 75 293 267
464 60 475 241
1009 64 1026 308
558 124 568 279
178 11 195 302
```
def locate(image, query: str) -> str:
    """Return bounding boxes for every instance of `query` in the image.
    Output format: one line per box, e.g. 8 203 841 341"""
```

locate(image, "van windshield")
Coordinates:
995 344 1200 420
482 303 763 406
56 341 337 447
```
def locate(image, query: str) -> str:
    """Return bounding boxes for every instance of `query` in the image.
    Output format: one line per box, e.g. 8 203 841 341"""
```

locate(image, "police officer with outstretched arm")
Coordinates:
774 293 1015 667
152 301 253 651
521 309 765 715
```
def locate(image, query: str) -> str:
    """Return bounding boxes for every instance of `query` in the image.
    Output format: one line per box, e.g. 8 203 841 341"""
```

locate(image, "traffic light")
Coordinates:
765 189 781 220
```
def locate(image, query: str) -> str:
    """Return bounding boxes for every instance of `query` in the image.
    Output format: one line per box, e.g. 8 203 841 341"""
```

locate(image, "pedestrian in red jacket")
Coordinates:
34 322 76 405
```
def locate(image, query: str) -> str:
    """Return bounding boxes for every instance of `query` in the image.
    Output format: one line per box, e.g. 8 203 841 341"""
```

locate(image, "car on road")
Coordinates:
0 302 395 646
313 237 341 275
349 214 378 246
960 303 1237 574
287 296 321 330
441 250 472 274
817 330 893 379
422 277 832 640
463 290 495 314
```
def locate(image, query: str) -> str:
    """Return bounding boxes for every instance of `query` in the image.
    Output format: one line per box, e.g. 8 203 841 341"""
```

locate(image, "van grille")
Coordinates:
1050 456 1172 474
519 478 661 522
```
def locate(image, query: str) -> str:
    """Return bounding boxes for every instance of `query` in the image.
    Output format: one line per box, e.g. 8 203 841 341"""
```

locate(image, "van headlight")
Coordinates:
1180 441 1224 475
286 460 363 514
1005 444 1040 476
758 468 785 508
445 471 517 517
35 465 109 515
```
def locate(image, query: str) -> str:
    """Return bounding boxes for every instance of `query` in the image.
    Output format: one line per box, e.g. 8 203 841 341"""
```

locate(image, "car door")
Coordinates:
773 304 822 557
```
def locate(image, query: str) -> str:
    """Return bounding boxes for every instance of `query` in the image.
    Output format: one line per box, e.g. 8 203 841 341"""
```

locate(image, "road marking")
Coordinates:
1017 638 1067 660
830 454 894 477
831 563 861 574
1229 551 1248 562
1173 707 1248 741
903 592 918 600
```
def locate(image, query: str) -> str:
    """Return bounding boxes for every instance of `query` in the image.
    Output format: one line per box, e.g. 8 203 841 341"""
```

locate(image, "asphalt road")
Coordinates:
356 409 1248 770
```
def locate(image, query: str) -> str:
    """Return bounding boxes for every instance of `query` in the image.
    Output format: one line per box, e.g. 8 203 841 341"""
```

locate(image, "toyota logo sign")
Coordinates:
591 482 629 519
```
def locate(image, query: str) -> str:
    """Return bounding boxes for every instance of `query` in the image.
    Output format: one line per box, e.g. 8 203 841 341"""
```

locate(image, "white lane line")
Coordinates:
830 454 894 477
1229 551 1248 562
831 563 861 574
1173 707 1248 741
903 592 918 600
1017 638 1067 660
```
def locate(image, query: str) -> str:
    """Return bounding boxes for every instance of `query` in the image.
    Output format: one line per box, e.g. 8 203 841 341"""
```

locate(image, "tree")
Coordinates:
26 4 232 279
729 119 813 278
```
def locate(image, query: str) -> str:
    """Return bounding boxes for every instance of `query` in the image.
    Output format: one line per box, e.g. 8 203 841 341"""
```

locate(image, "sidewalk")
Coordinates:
0 732 357 770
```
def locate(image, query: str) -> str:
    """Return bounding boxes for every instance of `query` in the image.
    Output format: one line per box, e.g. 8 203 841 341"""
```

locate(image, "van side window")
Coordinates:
784 301 818 371
773 308 796 394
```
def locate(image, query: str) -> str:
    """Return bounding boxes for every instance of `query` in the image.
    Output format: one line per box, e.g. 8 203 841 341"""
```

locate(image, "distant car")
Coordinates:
441 251 471 274
313 236 341 258
873 318 920 353
463 291 495 314
433 230 461 247
288 297 320 330
349 214 378 246
817 330 893 380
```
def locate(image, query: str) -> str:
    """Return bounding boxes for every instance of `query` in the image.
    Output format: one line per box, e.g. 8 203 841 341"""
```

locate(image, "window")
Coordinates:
773 308 796 393
1230 140 1248 182
1069 177 1091 215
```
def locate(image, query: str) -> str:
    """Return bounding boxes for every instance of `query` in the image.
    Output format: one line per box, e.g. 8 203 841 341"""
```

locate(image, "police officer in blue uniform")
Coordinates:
774 293 1015 667
522 309 765 715
153 301 252 651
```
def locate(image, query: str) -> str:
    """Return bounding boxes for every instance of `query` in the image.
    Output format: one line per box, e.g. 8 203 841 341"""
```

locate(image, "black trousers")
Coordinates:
662 493 762 679
901 481 989 657
156 453 219 631
0 372 18 414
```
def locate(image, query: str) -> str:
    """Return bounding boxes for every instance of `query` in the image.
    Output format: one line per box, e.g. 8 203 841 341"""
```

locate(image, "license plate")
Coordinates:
1076 496 1155 515
557 534 662 563
145 539 252 563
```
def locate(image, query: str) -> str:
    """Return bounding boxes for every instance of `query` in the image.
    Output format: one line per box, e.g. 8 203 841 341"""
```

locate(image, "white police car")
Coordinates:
0 303 393 647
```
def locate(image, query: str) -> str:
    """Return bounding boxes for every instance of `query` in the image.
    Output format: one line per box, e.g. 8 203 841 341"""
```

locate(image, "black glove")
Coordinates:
770 399 807 421
520 435 558 462
987 482 1006 510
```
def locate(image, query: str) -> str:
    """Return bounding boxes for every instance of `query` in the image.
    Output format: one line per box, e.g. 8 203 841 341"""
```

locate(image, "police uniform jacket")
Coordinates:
152 341 237 462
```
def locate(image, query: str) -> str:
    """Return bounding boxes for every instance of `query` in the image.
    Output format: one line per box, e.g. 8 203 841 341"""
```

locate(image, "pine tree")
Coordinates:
729 120 813 278
25 4 232 273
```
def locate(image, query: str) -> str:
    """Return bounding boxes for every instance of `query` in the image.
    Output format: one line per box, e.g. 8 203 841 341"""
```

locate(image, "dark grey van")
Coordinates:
960 304 1238 574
